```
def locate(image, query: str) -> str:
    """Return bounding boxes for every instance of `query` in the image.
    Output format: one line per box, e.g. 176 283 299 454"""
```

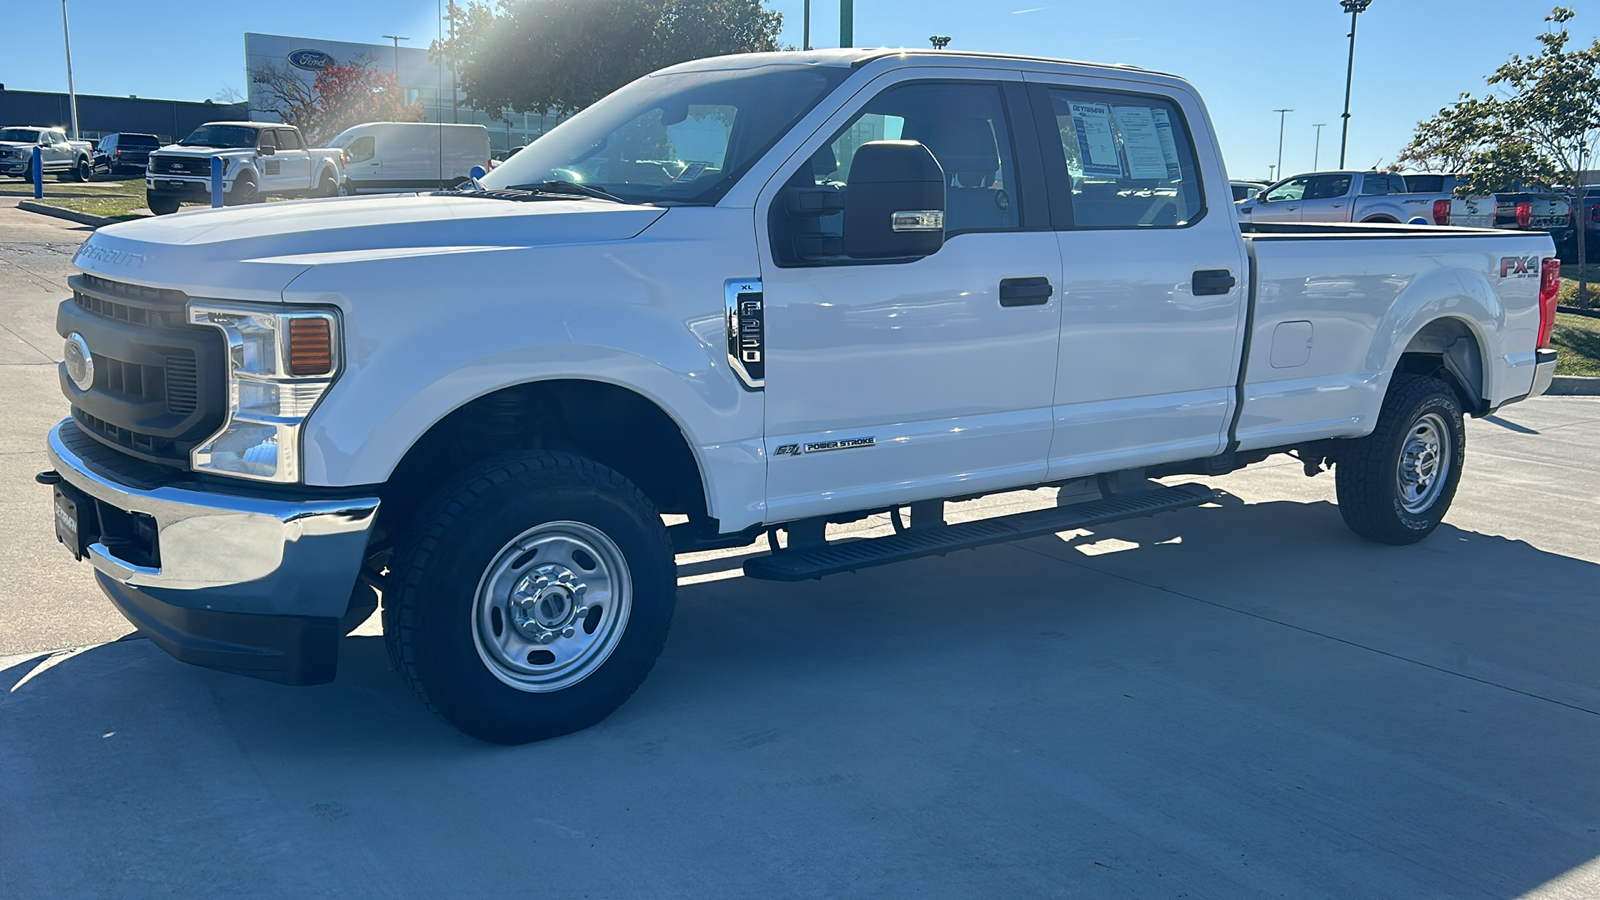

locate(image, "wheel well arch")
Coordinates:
1396 316 1488 416
1361 215 1399 224
373 379 709 548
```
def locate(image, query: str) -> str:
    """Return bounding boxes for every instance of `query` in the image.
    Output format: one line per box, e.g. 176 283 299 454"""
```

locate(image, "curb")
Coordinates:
1558 305 1600 320
1548 376 1600 396
16 200 148 228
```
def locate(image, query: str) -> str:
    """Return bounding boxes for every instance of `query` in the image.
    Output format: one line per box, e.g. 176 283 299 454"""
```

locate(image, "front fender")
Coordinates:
290 207 769 529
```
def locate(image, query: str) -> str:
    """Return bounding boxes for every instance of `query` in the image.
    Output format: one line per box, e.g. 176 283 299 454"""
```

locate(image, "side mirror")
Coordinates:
259 145 276 156
1256 190 1269 203
843 140 946 260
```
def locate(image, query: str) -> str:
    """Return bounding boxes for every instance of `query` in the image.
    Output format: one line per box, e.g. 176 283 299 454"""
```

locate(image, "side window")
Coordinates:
277 129 303 150
1361 175 1393 195
1266 177 1309 202
770 80 1022 266
257 130 279 151
1305 174 1352 200
1042 87 1203 228
346 136 375 163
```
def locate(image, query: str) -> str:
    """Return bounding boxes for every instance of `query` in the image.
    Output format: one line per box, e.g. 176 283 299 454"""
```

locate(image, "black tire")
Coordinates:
383 451 676 744
1334 374 1465 545
225 174 258 206
146 192 181 215
316 171 338 197
73 159 90 182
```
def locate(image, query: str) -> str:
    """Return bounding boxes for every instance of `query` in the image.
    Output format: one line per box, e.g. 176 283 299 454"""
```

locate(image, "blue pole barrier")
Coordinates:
211 157 224 208
32 148 43 199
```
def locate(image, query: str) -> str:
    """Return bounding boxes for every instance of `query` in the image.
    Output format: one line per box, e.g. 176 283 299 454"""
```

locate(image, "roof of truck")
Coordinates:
658 48 1172 79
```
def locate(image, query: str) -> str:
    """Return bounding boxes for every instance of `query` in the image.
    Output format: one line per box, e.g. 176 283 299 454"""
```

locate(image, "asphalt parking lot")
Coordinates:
2 198 1597 899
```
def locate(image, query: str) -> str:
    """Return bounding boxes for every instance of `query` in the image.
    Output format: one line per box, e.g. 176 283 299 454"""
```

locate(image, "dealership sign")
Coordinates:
287 49 334 71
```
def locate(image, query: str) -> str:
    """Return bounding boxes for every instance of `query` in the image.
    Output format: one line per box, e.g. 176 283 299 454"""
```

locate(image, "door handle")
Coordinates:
1192 269 1236 296
999 276 1053 307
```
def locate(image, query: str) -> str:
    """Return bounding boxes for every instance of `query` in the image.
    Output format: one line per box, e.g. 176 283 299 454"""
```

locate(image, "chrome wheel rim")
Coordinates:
1396 412 1450 514
471 521 632 692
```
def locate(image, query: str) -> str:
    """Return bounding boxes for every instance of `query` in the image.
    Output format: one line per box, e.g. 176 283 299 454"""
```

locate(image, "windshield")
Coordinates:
0 129 42 144
480 65 851 205
179 125 260 149
121 135 161 148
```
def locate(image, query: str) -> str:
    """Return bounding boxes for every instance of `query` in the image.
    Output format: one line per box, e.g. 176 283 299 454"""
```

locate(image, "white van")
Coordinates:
330 123 491 193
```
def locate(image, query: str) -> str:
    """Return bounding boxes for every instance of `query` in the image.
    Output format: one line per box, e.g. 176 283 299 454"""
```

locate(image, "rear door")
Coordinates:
1025 76 1248 477
1298 173 1356 222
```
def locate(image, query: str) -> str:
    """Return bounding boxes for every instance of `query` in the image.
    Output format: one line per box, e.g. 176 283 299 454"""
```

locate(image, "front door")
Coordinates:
1025 78 1248 477
1297 173 1355 222
1251 175 1310 223
273 128 313 189
758 74 1063 523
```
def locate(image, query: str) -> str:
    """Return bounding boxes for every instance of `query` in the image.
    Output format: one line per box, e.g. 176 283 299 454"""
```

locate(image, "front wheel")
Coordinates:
73 159 91 182
1334 374 1465 545
225 174 258 206
384 452 676 744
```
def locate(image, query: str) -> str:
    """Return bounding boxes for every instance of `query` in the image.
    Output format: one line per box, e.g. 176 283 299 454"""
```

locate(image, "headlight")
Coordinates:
187 301 341 483
221 157 231 174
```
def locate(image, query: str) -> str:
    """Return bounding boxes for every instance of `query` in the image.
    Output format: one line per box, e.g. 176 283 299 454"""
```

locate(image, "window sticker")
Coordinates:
1067 101 1123 177
1150 109 1183 179
1111 106 1171 181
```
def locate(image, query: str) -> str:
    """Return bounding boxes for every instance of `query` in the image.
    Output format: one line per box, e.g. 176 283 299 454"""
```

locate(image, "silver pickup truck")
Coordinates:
0 126 93 182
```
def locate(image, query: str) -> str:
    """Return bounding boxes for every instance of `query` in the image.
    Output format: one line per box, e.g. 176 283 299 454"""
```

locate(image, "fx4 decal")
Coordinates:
1500 256 1541 278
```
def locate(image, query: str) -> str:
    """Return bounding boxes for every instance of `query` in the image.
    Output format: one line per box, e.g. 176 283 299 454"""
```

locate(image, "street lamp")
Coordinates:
381 35 409 79
803 0 811 50
60 0 79 140
1338 0 1373 168
1313 123 1327 169
1273 108 1293 179
840 0 853 48
930 35 952 50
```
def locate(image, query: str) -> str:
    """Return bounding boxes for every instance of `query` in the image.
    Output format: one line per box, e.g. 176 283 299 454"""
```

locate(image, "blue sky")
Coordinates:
3 0 1595 180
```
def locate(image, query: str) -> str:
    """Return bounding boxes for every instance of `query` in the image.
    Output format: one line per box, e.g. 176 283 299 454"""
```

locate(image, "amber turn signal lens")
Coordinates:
287 317 334 376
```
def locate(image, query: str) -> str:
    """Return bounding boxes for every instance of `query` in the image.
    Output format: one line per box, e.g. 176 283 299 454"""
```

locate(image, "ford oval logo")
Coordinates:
64 333 94 392
288 49 334 71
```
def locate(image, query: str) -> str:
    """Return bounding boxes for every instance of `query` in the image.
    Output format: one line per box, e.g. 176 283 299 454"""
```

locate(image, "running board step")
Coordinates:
743 483 1221 582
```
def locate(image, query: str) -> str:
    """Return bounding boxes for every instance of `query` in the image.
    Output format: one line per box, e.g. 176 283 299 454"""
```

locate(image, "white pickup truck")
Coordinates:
42 50 1561 744
144 121 345 215
0 126 92 182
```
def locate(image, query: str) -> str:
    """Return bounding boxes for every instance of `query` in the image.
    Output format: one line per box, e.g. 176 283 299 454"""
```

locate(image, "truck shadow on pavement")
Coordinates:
3 497 1596 898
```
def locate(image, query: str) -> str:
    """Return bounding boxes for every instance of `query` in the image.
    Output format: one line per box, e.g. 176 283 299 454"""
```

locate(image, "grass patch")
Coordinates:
26 194 149 222
1560 261 1599 309
0 176 146 198
1551 312 1600 377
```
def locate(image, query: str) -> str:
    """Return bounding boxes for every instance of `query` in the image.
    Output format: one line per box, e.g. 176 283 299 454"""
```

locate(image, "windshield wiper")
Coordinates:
507 181 629 204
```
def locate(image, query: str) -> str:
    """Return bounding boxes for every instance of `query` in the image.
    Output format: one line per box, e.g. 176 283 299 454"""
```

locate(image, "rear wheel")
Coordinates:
1334 375 1465 544
316 171 338 197
384 451 676 744
146 192 181 215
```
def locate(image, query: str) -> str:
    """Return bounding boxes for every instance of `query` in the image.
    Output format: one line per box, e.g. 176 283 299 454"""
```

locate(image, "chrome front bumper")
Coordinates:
46 419 380 683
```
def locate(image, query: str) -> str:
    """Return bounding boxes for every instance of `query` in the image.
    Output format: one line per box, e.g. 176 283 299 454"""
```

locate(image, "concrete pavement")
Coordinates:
1 199 1596 898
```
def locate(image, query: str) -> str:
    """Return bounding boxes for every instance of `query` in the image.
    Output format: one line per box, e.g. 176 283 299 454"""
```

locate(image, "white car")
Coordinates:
0 126 92 182
144 122 345 214
44 49 1561 744
330 122 492 193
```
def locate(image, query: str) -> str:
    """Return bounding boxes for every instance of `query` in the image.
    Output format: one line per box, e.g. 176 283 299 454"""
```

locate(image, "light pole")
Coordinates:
1338 0 1373 169
60 0 79 140
381 35 409 79
803 0 811 50
840 0 853 48
1312 123 1327 169
930 35 951 50
1273 108 1293 179
1268 164 1276 182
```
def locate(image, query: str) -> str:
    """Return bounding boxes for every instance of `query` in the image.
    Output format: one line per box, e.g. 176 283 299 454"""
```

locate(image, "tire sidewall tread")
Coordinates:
1335 374 1466 545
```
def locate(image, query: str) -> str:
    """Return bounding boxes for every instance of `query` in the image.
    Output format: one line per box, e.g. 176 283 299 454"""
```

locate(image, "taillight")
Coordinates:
1590 203 1599 224
1432 199 1450 225
1516 201 1533 228
1538 258 1561 349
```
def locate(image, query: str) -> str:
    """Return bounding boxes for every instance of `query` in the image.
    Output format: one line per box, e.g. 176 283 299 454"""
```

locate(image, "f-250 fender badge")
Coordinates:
773 437 876 457
1500 255 1540 278
725 279 764 390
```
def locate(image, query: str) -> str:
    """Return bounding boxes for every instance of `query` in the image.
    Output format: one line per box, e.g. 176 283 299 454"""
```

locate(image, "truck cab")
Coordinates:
1239 170 1415 224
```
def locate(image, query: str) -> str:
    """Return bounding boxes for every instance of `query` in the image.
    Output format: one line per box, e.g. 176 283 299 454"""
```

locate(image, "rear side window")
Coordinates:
1361 175 1398 195
1041 87 1203 228
1305 174 1352 200
126 135 160 148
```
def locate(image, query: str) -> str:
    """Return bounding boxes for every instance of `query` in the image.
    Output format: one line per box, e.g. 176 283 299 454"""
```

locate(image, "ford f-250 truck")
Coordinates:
0 126 93 182
40 50 1561 744
144 122 345 215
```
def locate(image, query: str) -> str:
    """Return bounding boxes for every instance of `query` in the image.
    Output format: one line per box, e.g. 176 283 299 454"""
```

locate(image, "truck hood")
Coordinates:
73 193 670 301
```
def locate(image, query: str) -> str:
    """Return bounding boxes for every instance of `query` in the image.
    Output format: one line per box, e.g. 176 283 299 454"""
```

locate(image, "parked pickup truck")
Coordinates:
144 121 344 215
41 50 1561 744
0 126 92 182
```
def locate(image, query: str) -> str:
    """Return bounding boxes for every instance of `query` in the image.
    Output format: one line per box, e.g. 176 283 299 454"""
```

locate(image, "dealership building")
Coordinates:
0 85 244 144
246 33 556 154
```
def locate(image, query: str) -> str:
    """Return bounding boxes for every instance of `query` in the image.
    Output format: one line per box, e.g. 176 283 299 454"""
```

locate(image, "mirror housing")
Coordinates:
1256 190 1269 203
843 140 946 260
258 145 276 156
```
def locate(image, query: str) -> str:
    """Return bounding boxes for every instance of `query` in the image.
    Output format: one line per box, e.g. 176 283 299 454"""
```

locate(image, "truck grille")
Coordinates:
153 156 210 176
61 274 225 466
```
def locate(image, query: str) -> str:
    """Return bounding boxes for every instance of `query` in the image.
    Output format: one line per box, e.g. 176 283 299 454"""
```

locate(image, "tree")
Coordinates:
432 0 784 119
247 56 423 144
1399 6 1600 300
